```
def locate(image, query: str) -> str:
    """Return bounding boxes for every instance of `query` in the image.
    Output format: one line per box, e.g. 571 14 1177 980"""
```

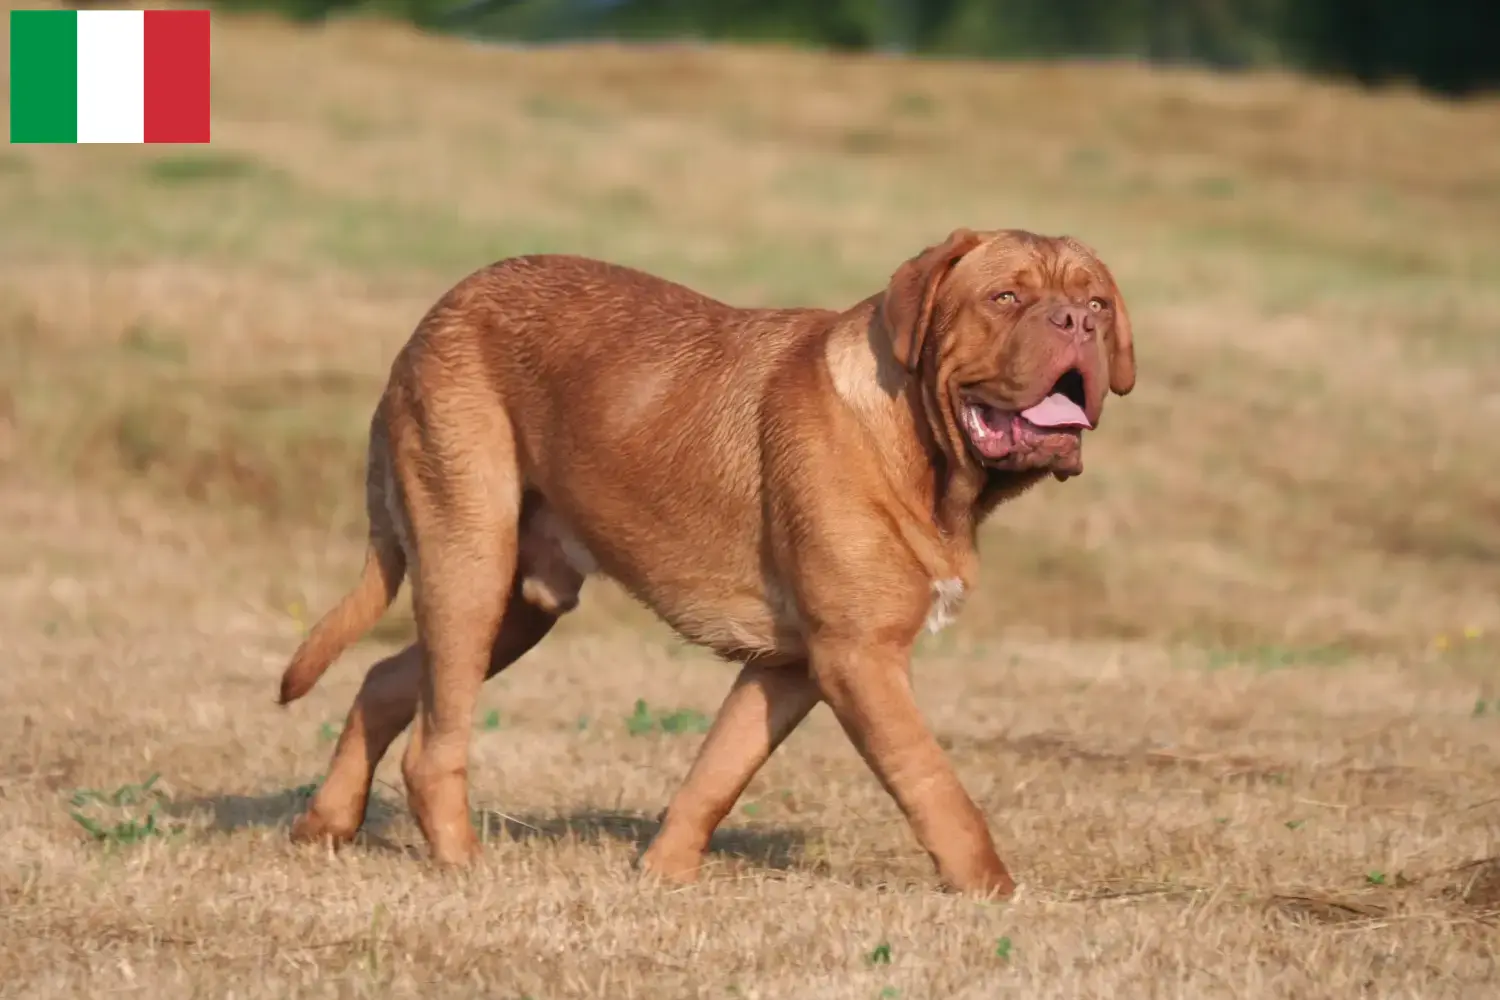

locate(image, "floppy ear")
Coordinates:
1102 265 1136 396
1066 237 1136 396
881 227 982 372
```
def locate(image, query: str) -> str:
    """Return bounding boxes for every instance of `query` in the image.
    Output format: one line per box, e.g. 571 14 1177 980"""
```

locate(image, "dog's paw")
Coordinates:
289 809 358 848
635 839 707 885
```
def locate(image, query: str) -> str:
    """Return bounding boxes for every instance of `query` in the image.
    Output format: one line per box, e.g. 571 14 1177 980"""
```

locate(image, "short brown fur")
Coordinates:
277 228 1136 896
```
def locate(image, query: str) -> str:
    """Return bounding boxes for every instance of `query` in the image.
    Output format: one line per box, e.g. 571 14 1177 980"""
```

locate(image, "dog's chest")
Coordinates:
924 577 967 634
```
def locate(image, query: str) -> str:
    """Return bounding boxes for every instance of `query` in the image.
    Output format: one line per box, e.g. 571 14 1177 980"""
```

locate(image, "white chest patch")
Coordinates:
924 578 967 634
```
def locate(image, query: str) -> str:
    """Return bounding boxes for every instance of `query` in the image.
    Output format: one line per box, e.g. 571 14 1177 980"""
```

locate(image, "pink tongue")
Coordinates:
1020 393 1092 429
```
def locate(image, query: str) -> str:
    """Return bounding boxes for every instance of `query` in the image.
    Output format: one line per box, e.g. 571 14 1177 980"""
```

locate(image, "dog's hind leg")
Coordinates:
289 585 559 847
359 361 526 865
290 489 584 849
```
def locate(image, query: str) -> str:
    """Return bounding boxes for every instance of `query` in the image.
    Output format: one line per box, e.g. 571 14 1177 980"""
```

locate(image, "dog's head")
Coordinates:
880 227 1135 482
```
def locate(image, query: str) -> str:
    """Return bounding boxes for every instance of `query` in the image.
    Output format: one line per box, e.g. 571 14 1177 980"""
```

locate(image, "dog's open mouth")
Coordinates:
960 369 1090 470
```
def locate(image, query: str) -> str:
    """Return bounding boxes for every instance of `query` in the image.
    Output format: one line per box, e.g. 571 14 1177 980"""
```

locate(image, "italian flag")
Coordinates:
9 9 211 144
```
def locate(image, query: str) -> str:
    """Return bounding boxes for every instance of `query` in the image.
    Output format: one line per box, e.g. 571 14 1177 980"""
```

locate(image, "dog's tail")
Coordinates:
277 534 406 705
277 416 408 706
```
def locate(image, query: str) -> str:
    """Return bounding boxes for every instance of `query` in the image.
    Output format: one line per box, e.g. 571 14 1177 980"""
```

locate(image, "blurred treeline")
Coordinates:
218 0 1499 97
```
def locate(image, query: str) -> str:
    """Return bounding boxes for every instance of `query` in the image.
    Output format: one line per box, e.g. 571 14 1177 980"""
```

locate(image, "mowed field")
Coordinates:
3 6 1500 997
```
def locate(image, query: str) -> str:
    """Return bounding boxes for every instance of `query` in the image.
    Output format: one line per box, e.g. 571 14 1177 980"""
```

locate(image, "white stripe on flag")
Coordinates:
76 10 146 144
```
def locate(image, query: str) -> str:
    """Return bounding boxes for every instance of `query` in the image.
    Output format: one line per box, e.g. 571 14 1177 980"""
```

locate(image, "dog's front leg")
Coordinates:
809 637 1016 898
638 661 821 883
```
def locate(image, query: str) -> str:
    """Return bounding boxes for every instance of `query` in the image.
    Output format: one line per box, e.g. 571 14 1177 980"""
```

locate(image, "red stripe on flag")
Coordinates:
143 10 211 144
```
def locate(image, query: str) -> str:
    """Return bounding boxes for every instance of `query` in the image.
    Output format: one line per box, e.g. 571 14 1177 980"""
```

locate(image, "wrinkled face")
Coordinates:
881 228 1136 482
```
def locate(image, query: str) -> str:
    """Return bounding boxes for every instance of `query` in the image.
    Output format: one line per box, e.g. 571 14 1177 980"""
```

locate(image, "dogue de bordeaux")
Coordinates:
276 227 1135 897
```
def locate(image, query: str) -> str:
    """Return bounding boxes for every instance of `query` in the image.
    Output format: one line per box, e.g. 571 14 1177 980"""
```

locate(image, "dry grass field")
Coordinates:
3 5 1500 997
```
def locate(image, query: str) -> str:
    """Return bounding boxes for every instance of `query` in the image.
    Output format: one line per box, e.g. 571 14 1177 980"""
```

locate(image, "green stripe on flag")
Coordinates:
10 11 79 144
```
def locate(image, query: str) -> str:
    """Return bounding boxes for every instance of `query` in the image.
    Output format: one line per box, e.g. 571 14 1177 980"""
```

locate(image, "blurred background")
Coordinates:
226 0 1500 97
2 0 1497 659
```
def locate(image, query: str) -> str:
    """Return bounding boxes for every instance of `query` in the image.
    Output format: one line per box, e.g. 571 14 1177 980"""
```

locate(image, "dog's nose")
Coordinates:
1048 305 1096 336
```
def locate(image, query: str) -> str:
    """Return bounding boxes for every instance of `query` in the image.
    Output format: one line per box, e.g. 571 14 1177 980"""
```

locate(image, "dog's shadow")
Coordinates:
169 789 810 873
476 809 809 872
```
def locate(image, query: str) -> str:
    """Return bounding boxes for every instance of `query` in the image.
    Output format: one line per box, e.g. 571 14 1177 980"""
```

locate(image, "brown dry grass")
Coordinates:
3 5 1500 997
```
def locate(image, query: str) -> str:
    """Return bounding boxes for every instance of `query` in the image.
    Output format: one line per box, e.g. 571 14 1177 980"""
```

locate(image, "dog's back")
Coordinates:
398 254 838 658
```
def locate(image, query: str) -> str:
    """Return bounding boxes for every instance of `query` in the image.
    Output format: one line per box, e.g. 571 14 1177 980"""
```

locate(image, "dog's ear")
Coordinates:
1065 237 1135 396
1100 264 1135 397
881 227 982 372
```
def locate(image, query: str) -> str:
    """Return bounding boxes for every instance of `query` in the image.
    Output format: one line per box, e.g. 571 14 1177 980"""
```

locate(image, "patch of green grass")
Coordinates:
118 323 189 365
109 406 171 474
994 935 1014 961
292 776 324 800
659 707 713 734
67 774 181 846
841 126 896 155
143 152 271 186
866 941 892 966
624 698 712 736
1067 146 1111 173
890 89 936 118
595 185 654 220
624 700 656 736
1191 175 1239 200
480 709 503 731
522 94 611 129
325 108 386 141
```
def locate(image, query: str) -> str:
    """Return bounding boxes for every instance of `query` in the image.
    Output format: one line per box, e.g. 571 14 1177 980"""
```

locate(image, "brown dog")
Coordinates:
276 227 1135 896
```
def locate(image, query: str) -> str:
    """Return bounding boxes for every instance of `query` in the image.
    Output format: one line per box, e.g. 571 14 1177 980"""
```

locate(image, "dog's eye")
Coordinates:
1088 297 1108 312
991 291 1017 304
